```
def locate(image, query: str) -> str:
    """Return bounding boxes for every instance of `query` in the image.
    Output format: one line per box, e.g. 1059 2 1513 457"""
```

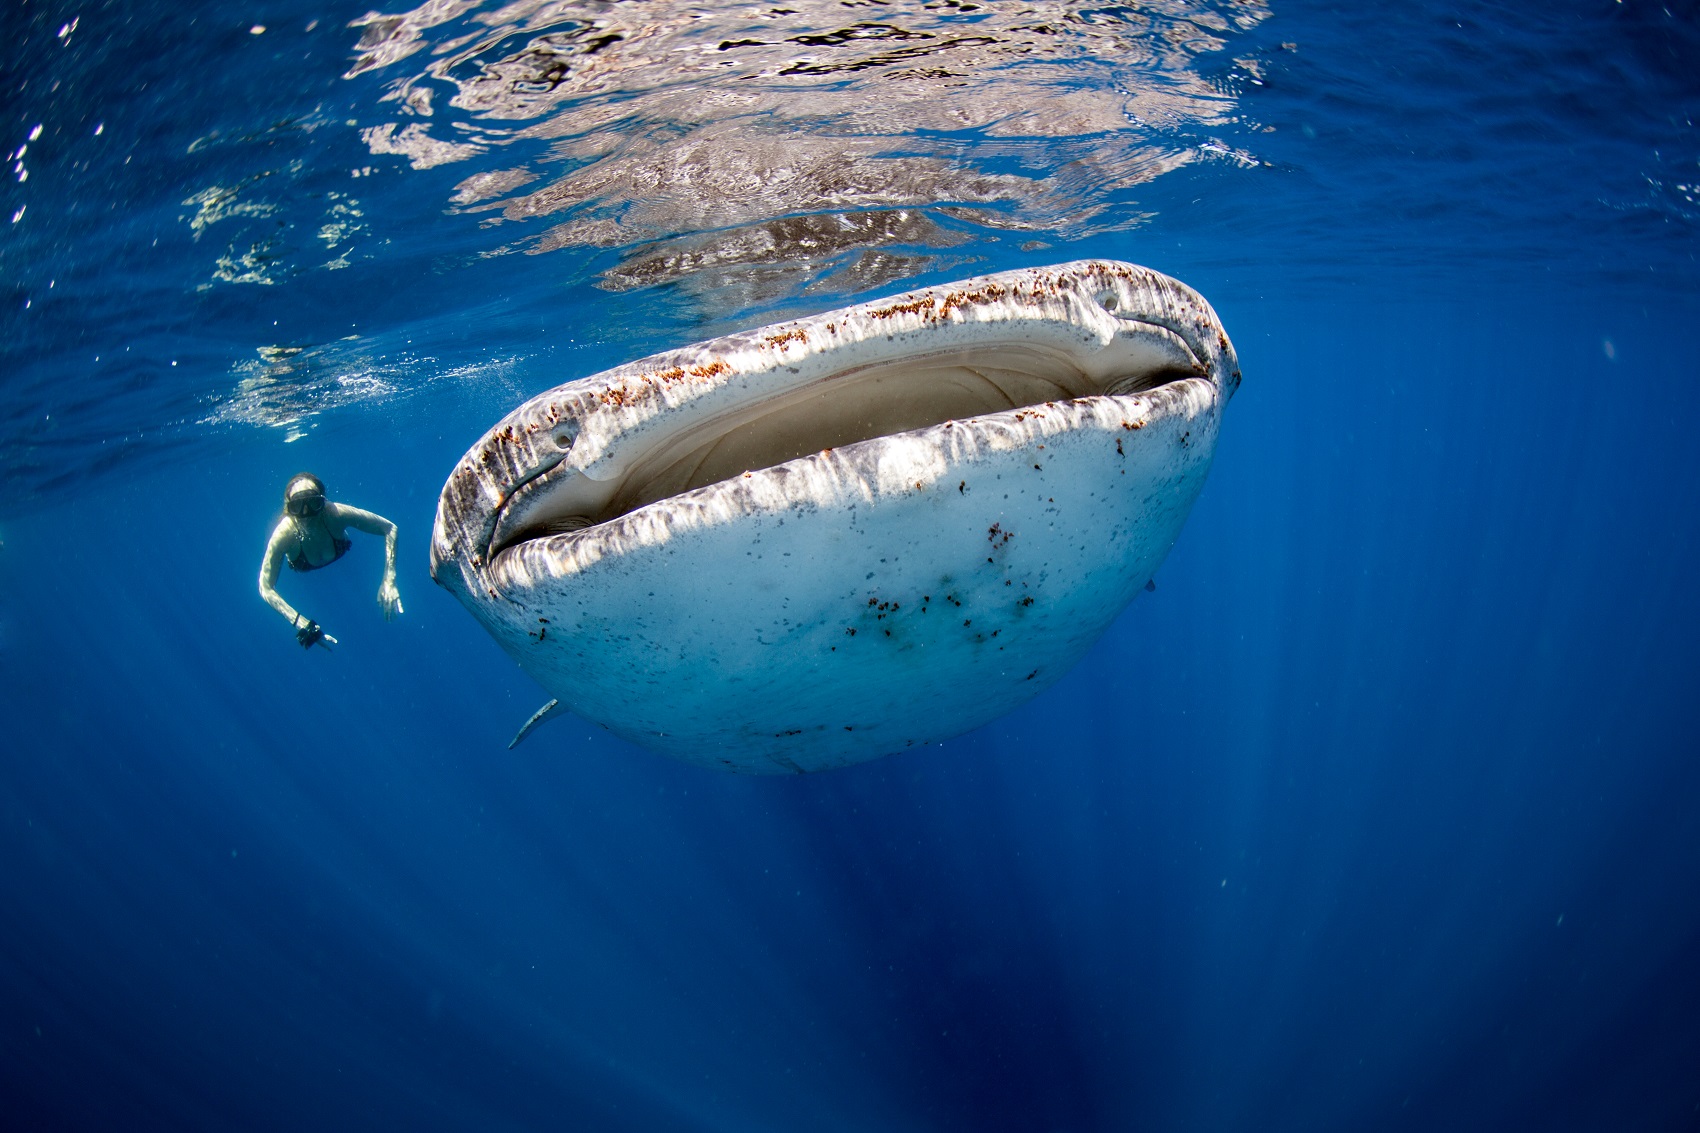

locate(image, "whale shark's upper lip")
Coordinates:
431 261 1239 585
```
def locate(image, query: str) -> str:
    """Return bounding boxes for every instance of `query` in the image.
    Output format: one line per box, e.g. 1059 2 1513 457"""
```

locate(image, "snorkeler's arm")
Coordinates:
333 504 404 619
259 521 337 649
259 522 304 626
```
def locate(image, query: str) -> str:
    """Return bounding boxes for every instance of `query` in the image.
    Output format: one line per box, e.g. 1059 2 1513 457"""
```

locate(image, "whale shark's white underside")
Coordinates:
432 261 1239 773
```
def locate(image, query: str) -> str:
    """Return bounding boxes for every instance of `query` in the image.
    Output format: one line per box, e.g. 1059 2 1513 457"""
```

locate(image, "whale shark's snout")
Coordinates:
432 260 1239 772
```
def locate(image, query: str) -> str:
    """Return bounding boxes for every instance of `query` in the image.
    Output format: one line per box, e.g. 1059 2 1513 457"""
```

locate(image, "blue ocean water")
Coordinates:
3 0 1699 1129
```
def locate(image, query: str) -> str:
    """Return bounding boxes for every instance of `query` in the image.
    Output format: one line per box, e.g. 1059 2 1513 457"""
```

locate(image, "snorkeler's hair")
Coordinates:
285 472 325 501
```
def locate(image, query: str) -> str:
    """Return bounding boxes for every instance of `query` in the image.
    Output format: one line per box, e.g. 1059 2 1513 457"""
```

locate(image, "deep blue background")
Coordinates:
3 1 1699 1130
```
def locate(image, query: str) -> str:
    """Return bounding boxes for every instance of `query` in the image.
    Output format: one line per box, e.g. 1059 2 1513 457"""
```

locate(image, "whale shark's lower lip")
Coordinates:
431 260 1239 771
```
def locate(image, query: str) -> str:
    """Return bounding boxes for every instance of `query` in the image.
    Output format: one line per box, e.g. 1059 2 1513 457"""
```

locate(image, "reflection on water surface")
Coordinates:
347 0 1269 300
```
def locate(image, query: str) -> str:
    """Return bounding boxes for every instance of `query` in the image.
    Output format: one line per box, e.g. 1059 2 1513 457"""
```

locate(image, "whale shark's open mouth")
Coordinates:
602 341 1200 515
487 334 1206 561
440 262 1236 577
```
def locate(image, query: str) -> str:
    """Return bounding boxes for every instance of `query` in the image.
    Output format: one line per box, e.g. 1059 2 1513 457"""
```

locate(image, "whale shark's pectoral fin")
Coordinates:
509 698 564 750
1144 579 1157 592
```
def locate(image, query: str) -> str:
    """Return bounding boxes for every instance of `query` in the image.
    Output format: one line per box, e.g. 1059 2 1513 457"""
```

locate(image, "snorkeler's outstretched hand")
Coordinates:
378 581 404 621
296 619 336 651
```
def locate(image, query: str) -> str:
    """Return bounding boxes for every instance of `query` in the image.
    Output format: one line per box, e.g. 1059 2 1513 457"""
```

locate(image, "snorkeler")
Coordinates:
258 473 403 650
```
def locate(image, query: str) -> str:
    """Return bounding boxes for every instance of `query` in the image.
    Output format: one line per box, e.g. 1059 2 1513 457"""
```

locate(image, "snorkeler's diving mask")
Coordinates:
286 482 326 517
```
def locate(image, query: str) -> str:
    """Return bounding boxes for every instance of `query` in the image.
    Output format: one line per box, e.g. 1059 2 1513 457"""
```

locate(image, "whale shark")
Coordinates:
431 260 1239 772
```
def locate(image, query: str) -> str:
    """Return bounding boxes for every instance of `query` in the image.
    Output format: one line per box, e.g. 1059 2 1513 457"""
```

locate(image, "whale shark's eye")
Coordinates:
550 422 579 451
1095 290 1120 313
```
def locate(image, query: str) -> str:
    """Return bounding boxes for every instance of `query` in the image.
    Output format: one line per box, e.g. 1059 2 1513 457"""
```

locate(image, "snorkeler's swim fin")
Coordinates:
509 698 564 749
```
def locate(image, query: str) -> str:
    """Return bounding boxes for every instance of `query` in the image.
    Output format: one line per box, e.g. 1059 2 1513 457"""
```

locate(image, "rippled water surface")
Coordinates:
2 2 1699 1130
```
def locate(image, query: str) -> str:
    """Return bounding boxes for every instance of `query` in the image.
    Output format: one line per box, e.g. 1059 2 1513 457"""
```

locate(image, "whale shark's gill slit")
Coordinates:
493 340 1200 558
